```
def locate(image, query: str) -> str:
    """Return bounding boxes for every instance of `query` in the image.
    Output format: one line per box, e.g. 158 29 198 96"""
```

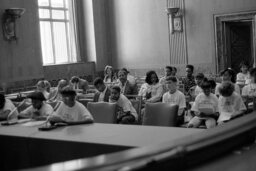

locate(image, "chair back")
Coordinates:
87 102 117 123
126 95 143 124
143 103 179 127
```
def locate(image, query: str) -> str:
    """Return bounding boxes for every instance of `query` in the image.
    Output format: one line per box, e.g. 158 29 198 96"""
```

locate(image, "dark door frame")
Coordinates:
214 11 256 73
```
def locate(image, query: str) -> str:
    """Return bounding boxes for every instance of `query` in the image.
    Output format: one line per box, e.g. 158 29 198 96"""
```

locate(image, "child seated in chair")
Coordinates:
188 80 219 129
0 94 18 121
19 91 53 120
109 86 138 124
162 76 186 126
48 86 94 125
218 82 246 125
242 67 256 108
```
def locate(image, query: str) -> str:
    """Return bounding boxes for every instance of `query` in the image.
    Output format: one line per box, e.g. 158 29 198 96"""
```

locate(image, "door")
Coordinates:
225 21 253 73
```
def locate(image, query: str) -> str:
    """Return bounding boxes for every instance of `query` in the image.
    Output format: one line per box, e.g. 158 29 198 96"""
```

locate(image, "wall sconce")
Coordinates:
166 7 183 34
2 8 26 41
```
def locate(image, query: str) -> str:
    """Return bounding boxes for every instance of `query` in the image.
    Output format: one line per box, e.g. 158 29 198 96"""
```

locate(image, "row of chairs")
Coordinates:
87 102 179 127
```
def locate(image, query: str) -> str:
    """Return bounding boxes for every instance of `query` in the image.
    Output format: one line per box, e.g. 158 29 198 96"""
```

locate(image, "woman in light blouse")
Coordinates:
139 70 164 103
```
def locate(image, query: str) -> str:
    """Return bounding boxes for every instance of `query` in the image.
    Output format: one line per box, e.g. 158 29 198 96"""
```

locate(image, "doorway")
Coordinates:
225 21 253 73
215 12 256 73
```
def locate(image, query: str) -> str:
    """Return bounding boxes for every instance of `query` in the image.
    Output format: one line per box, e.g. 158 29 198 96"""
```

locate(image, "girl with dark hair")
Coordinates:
103 65 117 83
139 70 163 103
242 67 256 103
236 61 250 85
215 68 240 96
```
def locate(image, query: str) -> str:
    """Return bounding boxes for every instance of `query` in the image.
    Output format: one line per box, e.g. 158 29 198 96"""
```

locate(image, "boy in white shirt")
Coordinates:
109 86 138 124
242 68 256 108
19 91 53 120
188 80 219 129
162 76 186 125
218 82 246 124
48 86 94 125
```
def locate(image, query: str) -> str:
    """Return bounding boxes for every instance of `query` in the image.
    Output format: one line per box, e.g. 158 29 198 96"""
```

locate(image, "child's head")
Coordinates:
118 69 128 83
145 70 159 85
240 61 249 74
71 76 80 84
200 80 212 96
249 67 256 83
208 79 216 94
0 94 5 110
172 67 177 76
57 79 68 91
104 65 114 77
195 73 205 86
220 68 236 83
166 76 178 93
218 81 234 97
186 65 194 77
27 91 46 110
110 86 121 101
60 86 77 107
93 77 106 92
164 66 172 77
36 80 51 92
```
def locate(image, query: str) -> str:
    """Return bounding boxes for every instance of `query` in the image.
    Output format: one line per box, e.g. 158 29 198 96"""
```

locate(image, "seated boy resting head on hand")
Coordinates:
48 86 94 125
188 80 219 129
19 91 53 120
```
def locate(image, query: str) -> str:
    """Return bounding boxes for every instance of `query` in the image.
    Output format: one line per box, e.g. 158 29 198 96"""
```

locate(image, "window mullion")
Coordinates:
64 0 71 62
49 0 56 64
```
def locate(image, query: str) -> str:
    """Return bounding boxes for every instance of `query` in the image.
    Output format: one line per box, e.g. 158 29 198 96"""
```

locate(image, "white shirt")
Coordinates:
98 87 108 102
242 83 256 97
139 82 163 102
0 99 18 119
110 94 138 120
55 101 93 122
21 102 53 118
162 90 186 109
218 92 246 122
236 72 250 85
192 93 219 119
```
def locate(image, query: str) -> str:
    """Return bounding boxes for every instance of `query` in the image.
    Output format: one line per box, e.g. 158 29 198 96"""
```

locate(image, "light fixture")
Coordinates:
166 7 182 34
2 8 26 41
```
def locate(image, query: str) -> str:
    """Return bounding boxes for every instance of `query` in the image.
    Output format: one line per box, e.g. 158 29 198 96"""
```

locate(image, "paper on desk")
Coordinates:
218 111 233 122
21 120 46 127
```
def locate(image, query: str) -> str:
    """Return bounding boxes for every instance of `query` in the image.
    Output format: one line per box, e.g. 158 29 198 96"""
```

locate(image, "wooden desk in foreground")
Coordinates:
0 123 202 170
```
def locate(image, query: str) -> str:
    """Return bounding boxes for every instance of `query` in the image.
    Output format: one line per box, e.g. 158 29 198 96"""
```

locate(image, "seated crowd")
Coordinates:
0 62 255 129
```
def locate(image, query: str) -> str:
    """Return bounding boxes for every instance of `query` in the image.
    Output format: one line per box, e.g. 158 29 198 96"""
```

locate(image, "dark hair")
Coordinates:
166 76 177 83
111 86 121 93
208 79 216 89
118 69 128 76
195 73 205 80
71 76 79 83
200 80 211 89
186 65 194 72
240 61 249 69
219 81 235 97
165 66 172 72
249 67 256 83
145 70 159 85
27 91 46 101
93 77 104 86
0 94 5 109
121 68 129 74
220 68 236 83
60 86 77 97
